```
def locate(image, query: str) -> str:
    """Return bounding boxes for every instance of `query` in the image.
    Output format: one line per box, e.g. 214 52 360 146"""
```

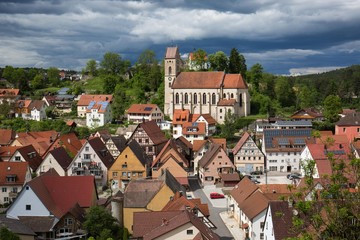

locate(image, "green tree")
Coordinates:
100 52 127 75
228 48 247 78
103 75 120 94
192 48 208 71
47 67 60 86
2 65 15 83
112 84 129 120
12 68 29 91
298 85 317 109
31 73 45 90
288 156 360 240
85 59 98 76
83 206 119 239
274 76 295 108
0 227 21 240
220 110 237 139
135 49 161 92
247 63 263 93
323 95 342 123
208 51 228 71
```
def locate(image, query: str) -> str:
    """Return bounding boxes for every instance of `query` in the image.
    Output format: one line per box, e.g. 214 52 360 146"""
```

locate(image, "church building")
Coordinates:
164 46 250 124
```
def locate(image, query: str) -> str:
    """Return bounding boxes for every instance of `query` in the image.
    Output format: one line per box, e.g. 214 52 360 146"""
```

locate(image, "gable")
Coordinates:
111 145 146 171
7 184 51 219
147 184 175 211
155 157 188 178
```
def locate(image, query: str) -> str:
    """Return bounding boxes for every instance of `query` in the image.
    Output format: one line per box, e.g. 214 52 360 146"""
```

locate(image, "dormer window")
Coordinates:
6 175 16 182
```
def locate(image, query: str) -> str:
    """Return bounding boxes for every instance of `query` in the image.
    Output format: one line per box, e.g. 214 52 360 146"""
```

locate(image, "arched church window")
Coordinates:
212 93 216 104
203 93 206 104
184 93 188 104
168 66 172 75
175 93 179 104
194 93 197 104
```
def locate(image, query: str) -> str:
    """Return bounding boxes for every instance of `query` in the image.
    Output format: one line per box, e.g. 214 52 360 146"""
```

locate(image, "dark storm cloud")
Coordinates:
0 0 359 74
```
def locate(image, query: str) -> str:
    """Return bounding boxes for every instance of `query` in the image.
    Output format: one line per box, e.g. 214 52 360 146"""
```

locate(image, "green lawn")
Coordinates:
81 77 104 93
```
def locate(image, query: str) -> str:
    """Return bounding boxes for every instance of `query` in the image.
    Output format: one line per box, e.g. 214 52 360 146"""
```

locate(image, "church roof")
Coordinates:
172 71 247 89
165 47 179 59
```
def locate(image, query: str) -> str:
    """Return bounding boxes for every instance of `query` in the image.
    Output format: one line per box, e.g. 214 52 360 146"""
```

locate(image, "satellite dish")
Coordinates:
292 209 299 216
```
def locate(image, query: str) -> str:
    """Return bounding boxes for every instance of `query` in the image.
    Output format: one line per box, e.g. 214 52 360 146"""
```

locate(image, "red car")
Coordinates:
210 192 225 199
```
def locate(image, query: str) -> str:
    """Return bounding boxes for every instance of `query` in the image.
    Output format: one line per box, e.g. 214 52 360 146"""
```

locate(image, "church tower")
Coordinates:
164 46 180 116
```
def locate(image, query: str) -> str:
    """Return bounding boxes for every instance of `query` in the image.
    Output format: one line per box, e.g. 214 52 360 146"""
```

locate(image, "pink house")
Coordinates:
335 112 360 143
198 144 235 185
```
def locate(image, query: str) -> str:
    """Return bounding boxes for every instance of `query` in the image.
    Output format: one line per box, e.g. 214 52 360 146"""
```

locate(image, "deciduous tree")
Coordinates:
228 48 247 77
208 51 228 72
323 95 342 123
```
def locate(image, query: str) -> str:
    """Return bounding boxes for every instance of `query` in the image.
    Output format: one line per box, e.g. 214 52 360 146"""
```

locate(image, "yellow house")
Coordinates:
123 170 185 233
108 140 148 191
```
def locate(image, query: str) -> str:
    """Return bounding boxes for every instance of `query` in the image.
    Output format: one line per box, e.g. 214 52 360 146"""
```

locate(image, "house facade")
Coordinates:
0 88 20 104
108 140 148 191
127 120 168 161
68 137 114 189
77 94 113 117
37 147 73 176
335 112 360 143
233 132 265 174
15 100 47 121
172 109 217 143
164 46 250 124
126 103 164 123
198 144 235 185
0 162 32 205
262 129 314 172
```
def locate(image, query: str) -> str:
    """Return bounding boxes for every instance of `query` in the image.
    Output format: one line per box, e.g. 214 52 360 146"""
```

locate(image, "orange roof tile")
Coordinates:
182 122 206 135
223 74 247 88
192 140 207 152
77 94 113 106
127 104 159 114
173 72 225 89
0 89 20 96
0 161 29 185
218 99 236 106
0 129 15 145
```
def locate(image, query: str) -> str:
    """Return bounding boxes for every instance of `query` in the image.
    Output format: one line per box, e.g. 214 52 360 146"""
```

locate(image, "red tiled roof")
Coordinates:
0 146 21 160
152 139 189 168
0 89 20 96
0 129 15 145
162 193 209 217
88 137 114 169
209 137 227 150
192 140 207 152
28 173 97 218
127 104 159 114
223 74 247 89
139 120 168 145
165 47 179 59
182 122 206 135
217 99 236 106
77 94 113 106
173 72 225 89
16 145 44 171
336 112 360 126
230 177 258 204
172 109 191 124
194 114 217 125
16 131 58 157
48 133 83 157
232 132 250 154
0 162 29 185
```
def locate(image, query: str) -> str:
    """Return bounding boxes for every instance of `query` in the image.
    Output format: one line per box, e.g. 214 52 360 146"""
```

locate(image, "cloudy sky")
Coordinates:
0 0 359 75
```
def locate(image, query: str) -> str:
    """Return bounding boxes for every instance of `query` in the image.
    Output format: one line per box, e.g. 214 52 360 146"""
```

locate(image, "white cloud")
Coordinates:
289 66 346 75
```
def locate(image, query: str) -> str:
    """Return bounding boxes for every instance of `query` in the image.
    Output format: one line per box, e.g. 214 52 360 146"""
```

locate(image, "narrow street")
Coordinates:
188 177 234 240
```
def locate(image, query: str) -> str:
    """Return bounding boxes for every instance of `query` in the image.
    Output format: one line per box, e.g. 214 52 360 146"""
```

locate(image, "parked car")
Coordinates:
251 178 260 184
210 192 225 199
250 170 263 175
287 172 301 179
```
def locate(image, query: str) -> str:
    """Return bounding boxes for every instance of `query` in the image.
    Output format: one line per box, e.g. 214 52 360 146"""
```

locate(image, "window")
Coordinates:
65 218 73 226
122 163 127 168
2 188 6 193
122 172 126 177
212 93 216 104
239 93 243 107
26 205 31 210
231 93 234 98
187 229 193 235
26 186 29 190
12 187 17 193
193 93 197 104
112 172 118 177
168 66 172 75
260 222 265 228
220 109 223 113
4 197 9 202
15 156 21 161
139 172 143 177
343 127 346 132
260 233 264 239
132 172 137 177
202 93 206 104
184 93 188 104
85 146 89 151
175 93 179 104
84 154 91 160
